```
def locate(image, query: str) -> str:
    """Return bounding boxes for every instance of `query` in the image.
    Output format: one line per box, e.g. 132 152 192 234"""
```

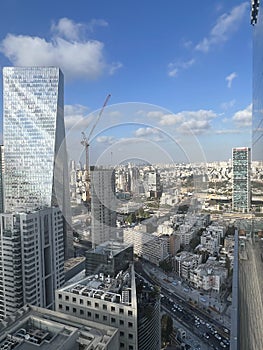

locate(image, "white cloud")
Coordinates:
232 104 252 127
195 2 248 52
221 99 236 110
96 135 115 144
178 119 211 134
168 59 195 77
226 72 237 88
64 104 91 130
0 18 122 80
134 127 159 137
215 129 242 134
159 109 216 128
159 114 184 126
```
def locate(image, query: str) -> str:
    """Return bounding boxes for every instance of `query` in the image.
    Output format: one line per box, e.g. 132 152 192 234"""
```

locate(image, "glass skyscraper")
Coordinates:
232 147 251 212
3 66 73 258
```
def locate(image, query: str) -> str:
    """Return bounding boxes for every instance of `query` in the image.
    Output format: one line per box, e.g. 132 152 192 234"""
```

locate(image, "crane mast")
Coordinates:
81 94 111 204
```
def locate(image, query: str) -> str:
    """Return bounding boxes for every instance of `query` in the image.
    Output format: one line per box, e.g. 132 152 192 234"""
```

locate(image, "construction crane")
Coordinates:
81 93 111 203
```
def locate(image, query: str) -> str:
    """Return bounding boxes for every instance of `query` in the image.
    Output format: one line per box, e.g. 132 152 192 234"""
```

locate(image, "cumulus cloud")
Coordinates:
232 104 252 127
195 2 248 52
226 72 237 88
168 58 195 77
0 17 121 80
159 109 217 133
64 104 91 130
96 135 116 144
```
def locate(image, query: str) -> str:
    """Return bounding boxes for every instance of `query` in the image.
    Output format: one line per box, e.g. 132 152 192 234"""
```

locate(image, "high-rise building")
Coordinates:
56 263 161 350
232 147 251 212
91 168 117 247
0 207 65 319
3 66 73 258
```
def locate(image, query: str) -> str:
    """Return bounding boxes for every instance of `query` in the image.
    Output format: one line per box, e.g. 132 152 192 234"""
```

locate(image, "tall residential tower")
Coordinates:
232 147 251 212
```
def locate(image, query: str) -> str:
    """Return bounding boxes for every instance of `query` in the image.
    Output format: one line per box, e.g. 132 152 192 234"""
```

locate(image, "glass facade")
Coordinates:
3 67 73 258
232 147 251 212
252 1 263 161
3 67 64 211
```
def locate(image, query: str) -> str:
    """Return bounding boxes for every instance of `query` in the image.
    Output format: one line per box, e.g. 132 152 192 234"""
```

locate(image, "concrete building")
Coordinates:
85 241 133 277
0 208 64 320
173 252 202 280
3 67 73 258
232 147 251 212
91 168 117 247
0 304 119 349
123 228 169 265
190 261 228 292
56 264 161 350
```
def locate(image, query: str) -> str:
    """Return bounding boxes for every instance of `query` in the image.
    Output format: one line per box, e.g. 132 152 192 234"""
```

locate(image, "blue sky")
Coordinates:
0 0 252 165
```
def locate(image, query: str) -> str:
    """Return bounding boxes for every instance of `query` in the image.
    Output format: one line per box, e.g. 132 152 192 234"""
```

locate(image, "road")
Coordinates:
239 239 263 350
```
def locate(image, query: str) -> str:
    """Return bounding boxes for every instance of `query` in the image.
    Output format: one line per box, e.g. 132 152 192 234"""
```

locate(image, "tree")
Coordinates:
161 314 173 345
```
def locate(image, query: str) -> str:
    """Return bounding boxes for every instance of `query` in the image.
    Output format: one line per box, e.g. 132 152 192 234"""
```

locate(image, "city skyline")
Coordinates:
0 1 252 163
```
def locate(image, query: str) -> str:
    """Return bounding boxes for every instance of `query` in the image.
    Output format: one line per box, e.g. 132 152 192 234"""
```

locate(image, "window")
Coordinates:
87 311 91 317
65 295 69 301
128 310 133 316
120 320 124 325
80 309 84 315
128 322 133 328
120 331 124 337
128 334 133 339
73 308 76 313
95 314 99 319
58 293 62 299
103 315 107 321
111 317 116 323
80 299 83 305
120 343 125 348
103 304 107 310
129 346 134 350
87 300 91 306
119 308 124 314
65 306 69 311
58 304 62 309
95 302 99 308
111 306 115 312
72 297 76 303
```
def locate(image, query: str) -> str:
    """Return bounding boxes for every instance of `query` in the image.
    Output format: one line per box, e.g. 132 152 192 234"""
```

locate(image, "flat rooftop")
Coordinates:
59 266 133 305
0 304 118 350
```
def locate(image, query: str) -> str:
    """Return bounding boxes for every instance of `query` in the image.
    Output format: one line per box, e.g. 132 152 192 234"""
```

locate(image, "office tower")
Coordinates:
3 66 73 258
56 263 161 350
232 147 251 212
0 207 65 319
91 168 117 247
0 146 3 213
235 4 263 350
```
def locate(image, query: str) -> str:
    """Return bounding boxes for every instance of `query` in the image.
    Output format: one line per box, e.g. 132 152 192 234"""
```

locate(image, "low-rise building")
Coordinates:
173 252 202 280
190 261 228 292
0 304 118 349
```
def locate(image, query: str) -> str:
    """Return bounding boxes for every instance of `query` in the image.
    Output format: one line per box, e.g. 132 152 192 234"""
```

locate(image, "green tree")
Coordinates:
161 314 173 345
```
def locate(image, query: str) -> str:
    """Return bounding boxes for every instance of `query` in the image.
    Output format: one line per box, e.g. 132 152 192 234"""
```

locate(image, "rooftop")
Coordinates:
0 304 118 350
59 265 134 306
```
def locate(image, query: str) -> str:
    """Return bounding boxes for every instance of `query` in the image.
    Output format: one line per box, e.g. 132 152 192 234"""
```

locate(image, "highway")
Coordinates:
239 239 263 350
135 261 230 349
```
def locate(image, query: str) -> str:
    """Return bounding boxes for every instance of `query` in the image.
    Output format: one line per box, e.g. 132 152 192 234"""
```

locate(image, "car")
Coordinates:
204 333 210 339
215 334 221 340
223 328 229 334
220 341 227 348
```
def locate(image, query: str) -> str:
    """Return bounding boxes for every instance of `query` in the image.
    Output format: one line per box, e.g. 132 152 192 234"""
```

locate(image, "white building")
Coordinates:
173 252 202 280
190 261 228 292
123 228 169 265
0 208 65 319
